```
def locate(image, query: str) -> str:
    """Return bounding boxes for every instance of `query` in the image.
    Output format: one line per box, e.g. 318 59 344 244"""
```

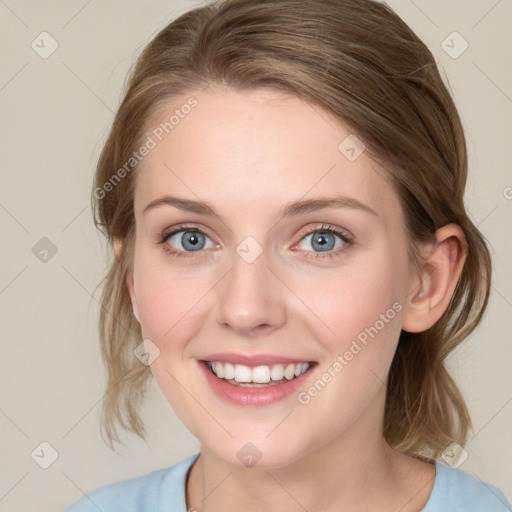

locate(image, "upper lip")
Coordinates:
200 353 316 367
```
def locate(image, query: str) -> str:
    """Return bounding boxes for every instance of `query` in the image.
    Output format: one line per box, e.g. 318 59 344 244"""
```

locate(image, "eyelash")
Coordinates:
157 223 353 261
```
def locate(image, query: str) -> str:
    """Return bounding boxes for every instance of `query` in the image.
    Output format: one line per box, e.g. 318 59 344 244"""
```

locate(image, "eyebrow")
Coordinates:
142 194 378 218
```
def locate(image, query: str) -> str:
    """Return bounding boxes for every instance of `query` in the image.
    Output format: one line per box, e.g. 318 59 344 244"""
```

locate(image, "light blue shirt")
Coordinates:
63 453 511 511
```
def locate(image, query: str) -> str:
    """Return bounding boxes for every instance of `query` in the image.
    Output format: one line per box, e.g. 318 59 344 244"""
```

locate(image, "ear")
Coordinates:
401 223 467 333
114 238 140 323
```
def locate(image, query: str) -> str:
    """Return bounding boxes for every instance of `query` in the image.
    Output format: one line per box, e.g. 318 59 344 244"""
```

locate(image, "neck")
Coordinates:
185 389 434 512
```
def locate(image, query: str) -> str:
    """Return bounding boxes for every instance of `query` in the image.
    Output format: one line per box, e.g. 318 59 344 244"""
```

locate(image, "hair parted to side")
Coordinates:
92 0 491 458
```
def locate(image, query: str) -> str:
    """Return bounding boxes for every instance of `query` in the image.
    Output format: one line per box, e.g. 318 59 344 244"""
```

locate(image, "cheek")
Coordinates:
306 259 404 341
132 257 207 430
290 246 408 392
288 258 406 433
133 255 207 341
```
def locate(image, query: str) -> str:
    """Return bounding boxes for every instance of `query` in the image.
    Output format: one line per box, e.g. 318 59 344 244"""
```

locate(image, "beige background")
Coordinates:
0 1 511 510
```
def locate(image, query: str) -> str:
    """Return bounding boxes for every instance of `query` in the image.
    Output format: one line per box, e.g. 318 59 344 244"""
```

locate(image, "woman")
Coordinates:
64 0 511 510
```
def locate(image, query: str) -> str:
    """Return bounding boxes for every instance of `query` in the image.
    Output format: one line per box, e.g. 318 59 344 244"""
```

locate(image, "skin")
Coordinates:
122 85 467 511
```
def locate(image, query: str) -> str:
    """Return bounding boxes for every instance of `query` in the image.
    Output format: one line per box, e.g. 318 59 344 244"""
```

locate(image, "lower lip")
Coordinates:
198 360 316 406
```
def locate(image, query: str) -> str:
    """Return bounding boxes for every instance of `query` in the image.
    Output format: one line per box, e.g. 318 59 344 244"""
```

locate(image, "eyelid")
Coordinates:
295 223 351 242
160 222 215 242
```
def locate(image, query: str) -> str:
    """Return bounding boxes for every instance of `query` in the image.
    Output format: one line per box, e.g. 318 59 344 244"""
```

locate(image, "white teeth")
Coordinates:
208 361 311 383
270 364 284 381
223 362 235 379
234 364 252 382
213 362 224 378
252 365 271 383
284 364 295 380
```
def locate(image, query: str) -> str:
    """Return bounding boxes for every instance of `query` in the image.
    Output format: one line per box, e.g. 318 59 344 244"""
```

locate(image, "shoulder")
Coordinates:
62 453 199 512
423 461 511 512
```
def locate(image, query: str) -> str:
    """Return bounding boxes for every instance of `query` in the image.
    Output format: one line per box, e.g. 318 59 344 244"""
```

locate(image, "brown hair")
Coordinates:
92 0 491 458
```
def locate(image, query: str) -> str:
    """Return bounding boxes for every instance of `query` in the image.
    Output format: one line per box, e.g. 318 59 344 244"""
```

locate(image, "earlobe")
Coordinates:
411 270 431 302
402 224 467 333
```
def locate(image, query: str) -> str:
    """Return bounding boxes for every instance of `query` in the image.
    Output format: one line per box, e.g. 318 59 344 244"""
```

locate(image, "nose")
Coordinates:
215 247 287 337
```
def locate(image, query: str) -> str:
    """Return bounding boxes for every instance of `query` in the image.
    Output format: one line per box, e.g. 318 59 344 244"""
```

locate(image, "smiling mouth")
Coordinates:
204 360 316 387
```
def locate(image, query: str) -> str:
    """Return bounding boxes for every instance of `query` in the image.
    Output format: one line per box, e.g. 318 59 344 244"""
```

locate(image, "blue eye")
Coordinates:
302 231 340 252
164 228 215 253
299 225 352 259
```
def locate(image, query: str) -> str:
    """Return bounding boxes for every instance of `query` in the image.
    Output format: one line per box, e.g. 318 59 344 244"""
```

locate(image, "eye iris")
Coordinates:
181 231 204 251
311 232 335 252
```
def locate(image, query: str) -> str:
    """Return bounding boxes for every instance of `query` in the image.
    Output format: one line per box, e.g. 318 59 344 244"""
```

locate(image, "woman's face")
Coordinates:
127 85 415 468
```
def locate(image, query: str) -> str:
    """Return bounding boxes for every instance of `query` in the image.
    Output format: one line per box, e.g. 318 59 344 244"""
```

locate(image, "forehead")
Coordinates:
134 86 400 226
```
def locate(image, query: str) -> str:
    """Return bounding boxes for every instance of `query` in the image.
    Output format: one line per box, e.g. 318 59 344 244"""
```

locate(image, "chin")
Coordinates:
202 432 313 470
